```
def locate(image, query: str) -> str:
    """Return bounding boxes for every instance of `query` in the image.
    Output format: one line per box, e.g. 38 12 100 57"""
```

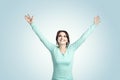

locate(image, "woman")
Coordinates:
25 14 100 80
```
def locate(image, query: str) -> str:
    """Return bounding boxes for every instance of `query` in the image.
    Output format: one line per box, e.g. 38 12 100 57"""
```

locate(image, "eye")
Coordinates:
64 35 67 37
58 35 62 37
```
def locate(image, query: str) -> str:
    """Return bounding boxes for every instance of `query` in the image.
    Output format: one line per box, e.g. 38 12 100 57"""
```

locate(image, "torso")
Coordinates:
51 46 74 80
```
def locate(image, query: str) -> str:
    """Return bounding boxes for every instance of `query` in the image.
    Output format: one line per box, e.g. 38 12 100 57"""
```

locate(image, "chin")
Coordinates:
59 42 66 45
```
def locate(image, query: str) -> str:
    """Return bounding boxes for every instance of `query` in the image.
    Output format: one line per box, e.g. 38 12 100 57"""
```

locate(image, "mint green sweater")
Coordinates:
30 23 96 80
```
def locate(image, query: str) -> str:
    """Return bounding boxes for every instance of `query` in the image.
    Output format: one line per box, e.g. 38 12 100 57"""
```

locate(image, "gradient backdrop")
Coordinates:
0 0 120 80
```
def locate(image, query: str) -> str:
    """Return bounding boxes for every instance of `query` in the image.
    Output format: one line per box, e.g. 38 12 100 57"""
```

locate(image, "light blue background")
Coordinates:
0 0 120 80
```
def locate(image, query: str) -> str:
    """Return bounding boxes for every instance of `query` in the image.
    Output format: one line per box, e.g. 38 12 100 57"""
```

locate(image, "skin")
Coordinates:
57 32 68 54
25 14 100 54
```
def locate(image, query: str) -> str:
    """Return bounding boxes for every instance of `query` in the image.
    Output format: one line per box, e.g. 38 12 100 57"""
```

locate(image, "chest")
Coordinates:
51 47 74 65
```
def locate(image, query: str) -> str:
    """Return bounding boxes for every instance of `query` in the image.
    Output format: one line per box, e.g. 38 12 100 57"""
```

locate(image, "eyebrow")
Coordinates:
58 34 67 36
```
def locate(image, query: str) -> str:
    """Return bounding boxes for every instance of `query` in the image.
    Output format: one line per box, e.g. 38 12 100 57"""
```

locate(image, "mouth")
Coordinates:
60 40 66 42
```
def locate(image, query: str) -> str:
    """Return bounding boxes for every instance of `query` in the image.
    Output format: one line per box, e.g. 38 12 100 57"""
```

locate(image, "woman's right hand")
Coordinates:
25 14 33 24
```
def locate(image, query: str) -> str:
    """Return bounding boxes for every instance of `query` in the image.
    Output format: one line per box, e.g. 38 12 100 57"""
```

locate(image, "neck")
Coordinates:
59 44 66 49
59 44 67 54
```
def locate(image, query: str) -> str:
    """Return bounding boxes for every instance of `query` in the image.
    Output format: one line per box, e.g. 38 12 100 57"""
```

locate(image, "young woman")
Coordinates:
25 14 100 80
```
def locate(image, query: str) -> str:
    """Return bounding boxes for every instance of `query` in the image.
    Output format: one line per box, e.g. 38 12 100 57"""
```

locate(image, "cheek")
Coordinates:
67 39 68 42
57 37 61 41
65 37 67 40
65 38 68 42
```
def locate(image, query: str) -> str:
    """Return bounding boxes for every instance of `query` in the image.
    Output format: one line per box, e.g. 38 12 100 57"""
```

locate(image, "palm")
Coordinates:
94 16 100 25
25 14 33 24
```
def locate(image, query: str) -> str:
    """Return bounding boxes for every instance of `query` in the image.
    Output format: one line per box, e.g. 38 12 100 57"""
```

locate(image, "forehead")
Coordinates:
58 32 66 35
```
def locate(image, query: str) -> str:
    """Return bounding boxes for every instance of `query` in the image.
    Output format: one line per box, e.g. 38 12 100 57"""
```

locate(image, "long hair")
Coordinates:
56 30 70 47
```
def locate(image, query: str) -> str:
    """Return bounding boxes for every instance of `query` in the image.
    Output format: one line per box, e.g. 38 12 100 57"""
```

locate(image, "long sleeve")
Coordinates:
30 23 55 52
69 24 96 51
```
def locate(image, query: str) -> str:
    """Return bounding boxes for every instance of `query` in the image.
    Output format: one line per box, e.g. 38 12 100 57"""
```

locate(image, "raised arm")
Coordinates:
25 14 55 52
70 16 100 51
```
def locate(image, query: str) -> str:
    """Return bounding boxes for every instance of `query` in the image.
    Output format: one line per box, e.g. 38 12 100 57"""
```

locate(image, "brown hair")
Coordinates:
56 30 70 47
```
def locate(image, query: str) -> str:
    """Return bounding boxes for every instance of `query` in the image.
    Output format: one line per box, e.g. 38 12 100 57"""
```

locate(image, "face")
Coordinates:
57 32 68 45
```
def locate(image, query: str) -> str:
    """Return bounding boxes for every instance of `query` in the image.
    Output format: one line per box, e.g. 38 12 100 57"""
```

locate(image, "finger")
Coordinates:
25 14 28 17
27 14 31 19
24 15 28 20
97 16 100 22
31 16 33 20
95 16 100 21
25 14 29 19
96 16 101 24
25 15 30 21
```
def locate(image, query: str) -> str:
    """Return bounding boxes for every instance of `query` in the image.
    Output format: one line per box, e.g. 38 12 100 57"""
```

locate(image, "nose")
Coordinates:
61 36 65 39
60 37 63 39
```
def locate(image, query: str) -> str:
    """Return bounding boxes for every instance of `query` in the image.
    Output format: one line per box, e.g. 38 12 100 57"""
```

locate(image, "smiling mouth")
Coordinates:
60 40 66 42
